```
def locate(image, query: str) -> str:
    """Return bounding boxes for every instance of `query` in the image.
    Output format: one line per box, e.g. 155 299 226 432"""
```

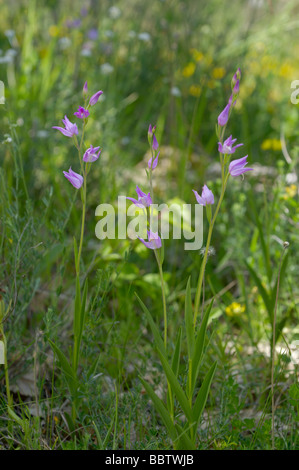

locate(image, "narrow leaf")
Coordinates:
191 300 214 391
49 339 78 396
171 327 182 378
193 361 217 431
175 423 196 450
157 349 193 423
185 278 195 359
244 260 272 320
140 377 177 443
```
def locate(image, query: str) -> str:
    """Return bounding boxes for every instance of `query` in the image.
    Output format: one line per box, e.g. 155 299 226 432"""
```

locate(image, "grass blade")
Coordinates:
185 277 195 359
140 377 178 443
157 349 193 423
191 300 214 392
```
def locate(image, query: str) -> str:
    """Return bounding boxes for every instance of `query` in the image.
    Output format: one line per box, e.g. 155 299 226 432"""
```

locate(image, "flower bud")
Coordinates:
83 81 88 98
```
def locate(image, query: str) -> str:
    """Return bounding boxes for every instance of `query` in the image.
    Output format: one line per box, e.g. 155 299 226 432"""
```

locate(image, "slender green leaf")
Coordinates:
87 353 101 380
64 411 75 433
171 327 182 378
139 377 177 443
7 407 25 428
191 300 214 391
49 339 78 396
193 361 217 431
185 278 195 359
102 416 115 449
270 252 289 313
244 260 272 320
248 193 272 281
157 349 193 423
92 420 103 448
167 327 182 413
175 423 196 450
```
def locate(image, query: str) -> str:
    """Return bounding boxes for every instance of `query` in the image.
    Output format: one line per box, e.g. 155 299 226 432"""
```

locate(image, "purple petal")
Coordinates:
192 189 206 206
148 151 159 170
52 126 72 137
136 186 147 199
218 103 230 126
152 134 159 150
89 90 103 106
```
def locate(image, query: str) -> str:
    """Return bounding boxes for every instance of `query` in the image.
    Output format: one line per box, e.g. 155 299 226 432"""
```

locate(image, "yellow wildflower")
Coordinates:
284 184 297 199
182 62 196 78
212 67 225 79
261 138 281 151
261 139 272 151
190 49 204 62
225 302 245 317
48 25 59 37
279 63 295 79
272 139 282 151
189 84 201 97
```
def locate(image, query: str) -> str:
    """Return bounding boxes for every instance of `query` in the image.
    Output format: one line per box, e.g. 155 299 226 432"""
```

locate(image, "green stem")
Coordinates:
271 244 288 449
193 173 229 327
156 252 167 349
77 181 86 275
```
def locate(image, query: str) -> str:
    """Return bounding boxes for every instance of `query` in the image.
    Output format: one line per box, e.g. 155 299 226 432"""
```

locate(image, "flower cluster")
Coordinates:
126 124 161 249
217 68 241 127
192 68 253 218
126 68 253 253
53 82 103 189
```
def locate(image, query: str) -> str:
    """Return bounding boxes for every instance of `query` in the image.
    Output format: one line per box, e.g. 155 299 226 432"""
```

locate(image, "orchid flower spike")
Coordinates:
126 186 152 208
148 151 159 170
138 230 162 250
63 167 83 189
192 185 214 206
83 145 101 162
218 135 243 155
53 115 78 137
229 155 253 177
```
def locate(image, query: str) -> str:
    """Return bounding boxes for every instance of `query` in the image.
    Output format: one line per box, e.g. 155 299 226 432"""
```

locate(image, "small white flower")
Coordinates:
0 56 12 64
58 37 72 50
37 130 49 138
171 86 181 97
6 49 17 57
81 48 92 57
108 6 121 19
100 63 114 75
138 32 151 42
5 30 15 39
